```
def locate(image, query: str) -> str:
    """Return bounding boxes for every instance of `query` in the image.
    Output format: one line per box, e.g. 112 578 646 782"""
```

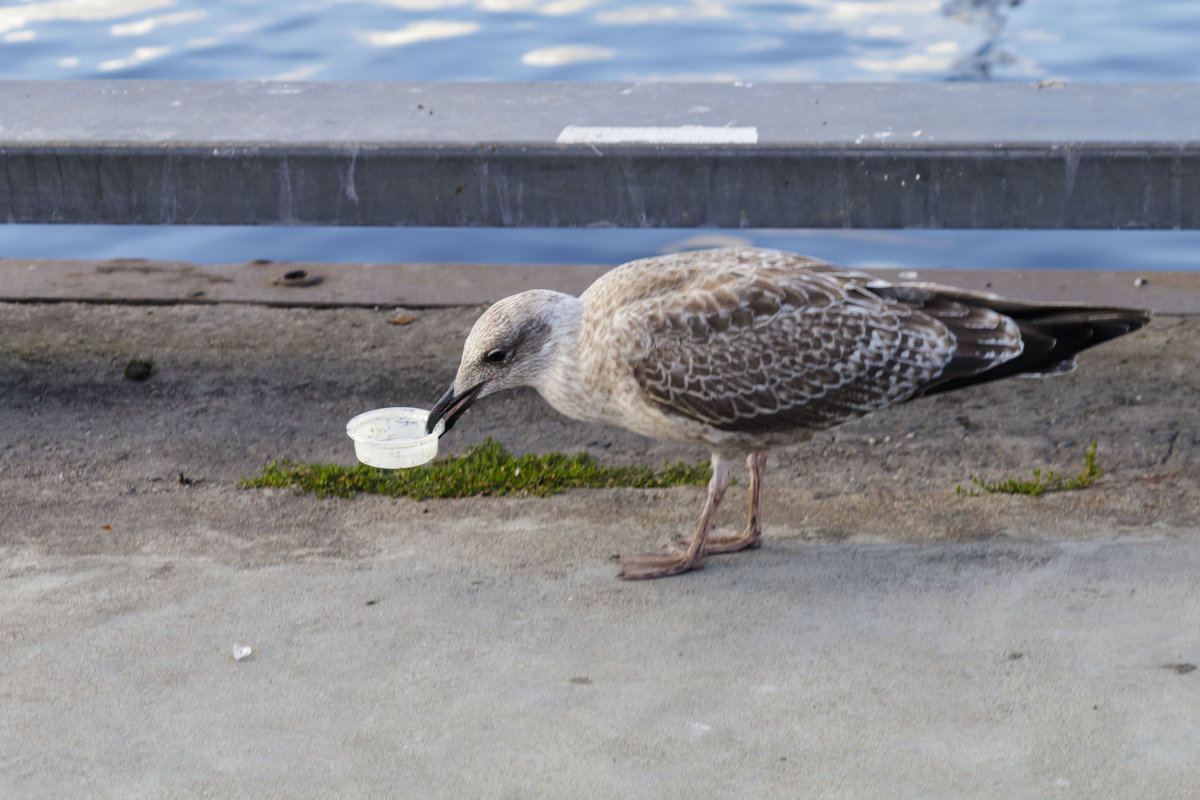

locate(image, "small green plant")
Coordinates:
956 441 1104 497
239 438 711 500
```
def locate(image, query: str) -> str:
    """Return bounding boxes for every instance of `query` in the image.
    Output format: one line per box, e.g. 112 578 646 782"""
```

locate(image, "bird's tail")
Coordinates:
875 282 1151 397
932 302 1149 396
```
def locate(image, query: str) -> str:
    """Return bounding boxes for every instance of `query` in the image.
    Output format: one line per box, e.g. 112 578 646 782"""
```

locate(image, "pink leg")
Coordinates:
618 455 731 580
701 450 766 555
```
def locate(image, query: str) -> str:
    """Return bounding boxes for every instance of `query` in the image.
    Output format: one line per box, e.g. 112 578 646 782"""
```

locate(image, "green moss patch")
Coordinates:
240 438 711 500
957 441 1105 497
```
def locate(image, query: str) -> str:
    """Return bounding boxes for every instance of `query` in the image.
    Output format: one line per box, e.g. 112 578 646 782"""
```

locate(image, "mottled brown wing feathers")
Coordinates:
626 265 956 433
590 249 1150 435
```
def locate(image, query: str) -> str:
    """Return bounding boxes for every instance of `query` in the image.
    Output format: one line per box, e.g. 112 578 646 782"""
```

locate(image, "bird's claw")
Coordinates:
673 527 762 555
617 546 704 580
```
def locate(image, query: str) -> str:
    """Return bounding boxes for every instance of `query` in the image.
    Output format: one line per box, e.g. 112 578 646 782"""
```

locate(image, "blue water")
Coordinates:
2 0 1199 270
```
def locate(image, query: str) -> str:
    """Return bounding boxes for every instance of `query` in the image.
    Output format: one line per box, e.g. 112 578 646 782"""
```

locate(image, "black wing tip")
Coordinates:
920 305 1151 398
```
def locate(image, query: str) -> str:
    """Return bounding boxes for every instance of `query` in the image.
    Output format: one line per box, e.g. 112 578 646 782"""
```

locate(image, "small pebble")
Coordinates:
388 313 421 326
124 358 153 381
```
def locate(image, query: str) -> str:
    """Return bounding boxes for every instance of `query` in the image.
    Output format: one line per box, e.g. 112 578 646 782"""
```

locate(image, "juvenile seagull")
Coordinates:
426 248 1149 579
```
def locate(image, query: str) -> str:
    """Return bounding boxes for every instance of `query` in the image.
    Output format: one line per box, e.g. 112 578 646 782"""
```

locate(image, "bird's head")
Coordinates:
425 290 575 435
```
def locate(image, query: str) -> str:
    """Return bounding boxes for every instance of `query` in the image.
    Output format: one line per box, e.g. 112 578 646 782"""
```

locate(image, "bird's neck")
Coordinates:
529 295 592 421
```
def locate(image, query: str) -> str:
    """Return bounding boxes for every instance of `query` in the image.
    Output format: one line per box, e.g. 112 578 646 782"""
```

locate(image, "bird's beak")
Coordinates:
425 381 487 436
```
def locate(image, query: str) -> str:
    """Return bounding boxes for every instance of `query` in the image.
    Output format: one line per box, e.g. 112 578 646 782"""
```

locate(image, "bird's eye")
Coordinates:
484 349 508 364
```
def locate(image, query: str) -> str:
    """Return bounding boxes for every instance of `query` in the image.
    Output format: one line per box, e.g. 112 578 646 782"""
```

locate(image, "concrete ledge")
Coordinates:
1 257 1196 312
2 81 1198 228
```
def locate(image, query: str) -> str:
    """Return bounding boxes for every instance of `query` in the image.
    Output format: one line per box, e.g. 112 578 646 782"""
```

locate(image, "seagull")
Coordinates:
426 248 1150 579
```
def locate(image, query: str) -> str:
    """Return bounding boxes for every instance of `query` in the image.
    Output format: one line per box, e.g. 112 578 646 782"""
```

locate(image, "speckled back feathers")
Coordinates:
573 248 1147 443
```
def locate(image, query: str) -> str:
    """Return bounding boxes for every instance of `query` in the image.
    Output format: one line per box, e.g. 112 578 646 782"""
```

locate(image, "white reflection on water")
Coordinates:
858 40 960 75
594 0 730 25
110 9 207 37
522 44 614 67
0 0 174 36
361 19 480 47
345 0 472 9
536 0 601 15
822 0 943 22
340 0 597 14
98 44 170 71
0 0 1160 84
857 52 953 75
272 63 325 81
477 0 555 11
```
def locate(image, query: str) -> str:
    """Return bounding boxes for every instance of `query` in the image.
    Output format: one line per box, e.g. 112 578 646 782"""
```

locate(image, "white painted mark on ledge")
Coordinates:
557 125 758 145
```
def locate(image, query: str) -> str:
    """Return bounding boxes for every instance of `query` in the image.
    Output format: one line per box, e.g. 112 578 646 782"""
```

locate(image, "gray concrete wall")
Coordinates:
3 81 1198 228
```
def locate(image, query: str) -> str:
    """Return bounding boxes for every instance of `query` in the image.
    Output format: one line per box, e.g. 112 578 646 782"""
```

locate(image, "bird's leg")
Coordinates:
703 450 767 554
618 456 730 580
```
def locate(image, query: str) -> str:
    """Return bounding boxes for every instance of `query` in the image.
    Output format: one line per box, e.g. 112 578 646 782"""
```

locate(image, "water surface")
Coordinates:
1 0 1198 270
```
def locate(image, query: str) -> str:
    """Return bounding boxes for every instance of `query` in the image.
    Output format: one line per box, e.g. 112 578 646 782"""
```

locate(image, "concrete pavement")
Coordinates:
2 295 1198 798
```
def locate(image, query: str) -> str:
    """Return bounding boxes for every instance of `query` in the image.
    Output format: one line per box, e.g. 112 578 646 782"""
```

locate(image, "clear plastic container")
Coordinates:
346 407 443 469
